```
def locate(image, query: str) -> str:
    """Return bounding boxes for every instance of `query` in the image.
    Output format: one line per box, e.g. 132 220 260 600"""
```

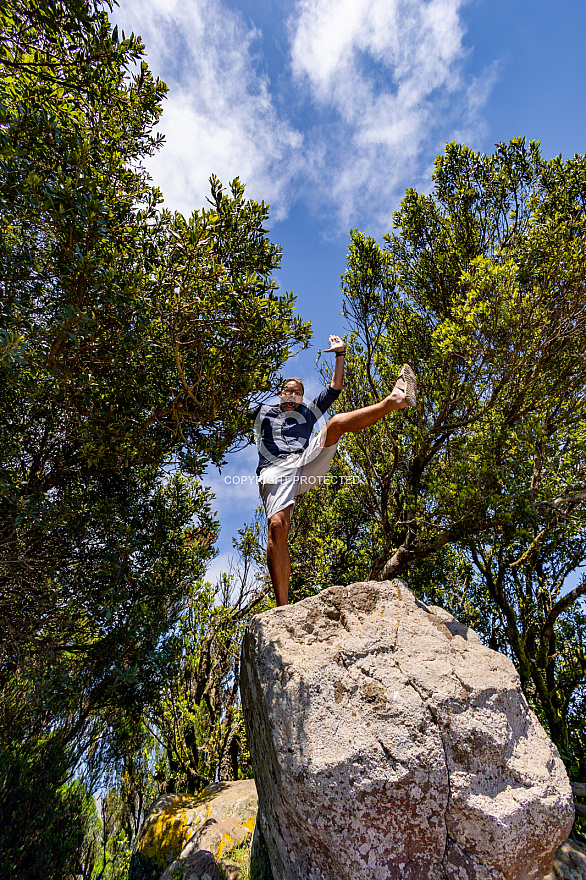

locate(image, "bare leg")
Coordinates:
321 382 409 447
267 505 293 606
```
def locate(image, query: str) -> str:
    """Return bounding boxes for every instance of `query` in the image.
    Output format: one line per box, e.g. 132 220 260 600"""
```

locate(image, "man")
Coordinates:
254 335 416 606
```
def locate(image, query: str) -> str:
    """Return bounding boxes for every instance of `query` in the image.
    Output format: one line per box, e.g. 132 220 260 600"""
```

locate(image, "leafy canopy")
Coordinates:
0 0 310 864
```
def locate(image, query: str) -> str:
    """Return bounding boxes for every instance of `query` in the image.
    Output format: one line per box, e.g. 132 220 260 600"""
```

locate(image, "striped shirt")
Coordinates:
251 386 341 474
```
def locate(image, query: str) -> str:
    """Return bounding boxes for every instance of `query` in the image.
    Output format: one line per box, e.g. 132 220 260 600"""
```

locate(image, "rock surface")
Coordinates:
544 839 586 880
164 849 222 880
241 580 575 880
129 779 257 880
160 815 252 880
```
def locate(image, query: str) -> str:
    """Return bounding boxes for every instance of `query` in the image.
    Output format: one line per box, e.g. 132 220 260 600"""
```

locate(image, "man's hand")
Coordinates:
324 334 346 354
327 335 345 390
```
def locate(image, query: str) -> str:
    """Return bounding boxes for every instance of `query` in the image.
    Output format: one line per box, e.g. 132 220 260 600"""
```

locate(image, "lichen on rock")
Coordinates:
129 779 257 880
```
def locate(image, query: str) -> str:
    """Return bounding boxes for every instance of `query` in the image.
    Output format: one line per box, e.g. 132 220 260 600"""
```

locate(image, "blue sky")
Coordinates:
114 0 586 582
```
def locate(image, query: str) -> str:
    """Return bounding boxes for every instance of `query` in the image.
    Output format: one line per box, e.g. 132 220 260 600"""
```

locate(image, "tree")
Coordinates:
464 515 586 778
0 0 309 714
337 139 586 582
147 517 271 794
0 0 310 870
0 734 99 880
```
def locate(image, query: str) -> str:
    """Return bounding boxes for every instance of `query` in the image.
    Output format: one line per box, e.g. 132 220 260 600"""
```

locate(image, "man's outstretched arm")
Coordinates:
324 334 345 390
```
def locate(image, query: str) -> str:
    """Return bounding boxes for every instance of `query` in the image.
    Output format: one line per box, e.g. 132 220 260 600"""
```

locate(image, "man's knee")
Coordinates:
268 510 290 543
323 414 343 445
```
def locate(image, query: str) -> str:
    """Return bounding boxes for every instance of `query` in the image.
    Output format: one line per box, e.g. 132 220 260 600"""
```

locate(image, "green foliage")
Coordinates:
462 531 586 778
334 139 586 581
0 0 310 871
222 836 252 867
0 0 310 666
80 722 163 880
148 521 272 793
0 735 98 880
1 472 216 763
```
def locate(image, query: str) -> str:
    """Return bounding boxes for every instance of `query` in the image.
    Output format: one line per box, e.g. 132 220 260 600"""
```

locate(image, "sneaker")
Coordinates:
396 364 417 407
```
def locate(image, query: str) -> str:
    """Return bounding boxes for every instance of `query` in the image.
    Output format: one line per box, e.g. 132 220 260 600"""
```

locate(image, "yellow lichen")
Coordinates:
216 831 234 859
135 797 201 869
136 813 192 869
134 784 258 874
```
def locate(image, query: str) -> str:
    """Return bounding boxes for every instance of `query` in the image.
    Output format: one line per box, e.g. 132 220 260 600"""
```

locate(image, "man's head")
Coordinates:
279 377 304 411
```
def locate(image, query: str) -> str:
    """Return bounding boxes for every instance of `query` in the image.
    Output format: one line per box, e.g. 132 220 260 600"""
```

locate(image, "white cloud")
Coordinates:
290 0 468 116
113 0 496 232
114 0 303 218
288 0 495 228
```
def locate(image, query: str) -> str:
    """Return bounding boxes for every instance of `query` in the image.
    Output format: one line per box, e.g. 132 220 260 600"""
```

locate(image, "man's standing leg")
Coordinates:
266 504 293 606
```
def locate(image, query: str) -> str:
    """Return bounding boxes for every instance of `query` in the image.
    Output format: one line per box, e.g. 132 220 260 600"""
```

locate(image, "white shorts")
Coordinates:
258 429 339 520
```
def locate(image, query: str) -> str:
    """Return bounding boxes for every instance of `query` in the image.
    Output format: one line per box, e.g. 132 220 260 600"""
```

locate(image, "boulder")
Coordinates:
241 580 575 880
129 779 257 880
160 816 252 880
163 849 222 880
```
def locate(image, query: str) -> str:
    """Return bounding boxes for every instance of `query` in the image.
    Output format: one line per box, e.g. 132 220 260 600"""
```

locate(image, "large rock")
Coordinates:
130 779 257 880
160 815 253 880
240 580 575 880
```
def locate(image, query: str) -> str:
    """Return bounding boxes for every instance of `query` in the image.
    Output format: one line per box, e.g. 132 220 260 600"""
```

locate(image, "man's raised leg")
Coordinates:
267 505 293 607
321 371 412 447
